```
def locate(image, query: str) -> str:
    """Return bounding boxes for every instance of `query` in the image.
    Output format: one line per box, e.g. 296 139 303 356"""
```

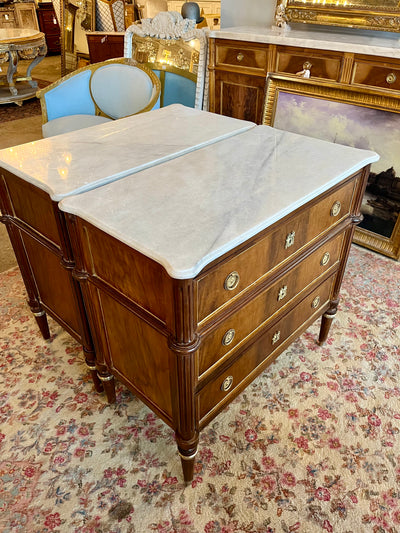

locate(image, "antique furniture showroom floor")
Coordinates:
0 104 378 482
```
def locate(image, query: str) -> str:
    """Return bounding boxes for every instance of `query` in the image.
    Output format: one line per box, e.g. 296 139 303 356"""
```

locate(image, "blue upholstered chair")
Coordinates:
124 12 209 110
36 57 161 137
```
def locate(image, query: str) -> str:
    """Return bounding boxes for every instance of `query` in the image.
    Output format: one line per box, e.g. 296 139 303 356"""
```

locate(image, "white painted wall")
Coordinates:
221 0 277 28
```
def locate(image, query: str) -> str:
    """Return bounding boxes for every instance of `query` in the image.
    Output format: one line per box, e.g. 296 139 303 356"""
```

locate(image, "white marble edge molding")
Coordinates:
209 26 400 59
0 105 255 201
59 126 379 280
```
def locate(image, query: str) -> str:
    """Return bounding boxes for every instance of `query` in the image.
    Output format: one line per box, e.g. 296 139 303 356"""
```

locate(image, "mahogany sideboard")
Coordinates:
0 105 254 401
60 126 378 482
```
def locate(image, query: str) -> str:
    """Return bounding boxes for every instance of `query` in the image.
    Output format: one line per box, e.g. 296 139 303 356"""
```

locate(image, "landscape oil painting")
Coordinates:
272 91 400 243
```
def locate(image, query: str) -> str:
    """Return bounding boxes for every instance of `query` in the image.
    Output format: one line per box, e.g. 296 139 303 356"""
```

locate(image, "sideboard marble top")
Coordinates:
60 125 378 280
210 26 400 59
0 104 254 201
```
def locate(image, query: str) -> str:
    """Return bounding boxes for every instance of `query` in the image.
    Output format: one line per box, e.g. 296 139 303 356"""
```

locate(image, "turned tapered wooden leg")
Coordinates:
318 300 339 345
97 370 116 404
178 444 198 484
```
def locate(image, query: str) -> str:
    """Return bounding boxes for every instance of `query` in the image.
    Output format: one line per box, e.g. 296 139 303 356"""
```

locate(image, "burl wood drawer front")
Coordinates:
215 40 269 74
197 232 344 377
275 47 344 80
196 179 355 322
351 59 400 91
198 275 334 421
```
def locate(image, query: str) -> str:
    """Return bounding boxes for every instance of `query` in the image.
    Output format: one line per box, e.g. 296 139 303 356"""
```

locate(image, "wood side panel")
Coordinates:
97 289 173 421
21 231 82 337
1 170 60 246
78 221 175 326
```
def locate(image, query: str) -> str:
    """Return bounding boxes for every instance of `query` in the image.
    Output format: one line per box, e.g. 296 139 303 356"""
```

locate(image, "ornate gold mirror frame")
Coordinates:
275 0 400 33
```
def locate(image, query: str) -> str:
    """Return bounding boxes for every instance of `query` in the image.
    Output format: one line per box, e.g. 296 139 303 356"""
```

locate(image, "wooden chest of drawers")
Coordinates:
60 125 376 482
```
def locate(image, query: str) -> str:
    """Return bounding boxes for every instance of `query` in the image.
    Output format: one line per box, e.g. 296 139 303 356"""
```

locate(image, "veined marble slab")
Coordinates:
60 125 379 280
210 26 400 58
0 104 254 201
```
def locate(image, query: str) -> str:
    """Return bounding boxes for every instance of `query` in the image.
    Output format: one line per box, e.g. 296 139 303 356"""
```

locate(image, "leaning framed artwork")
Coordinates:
263 74 400 260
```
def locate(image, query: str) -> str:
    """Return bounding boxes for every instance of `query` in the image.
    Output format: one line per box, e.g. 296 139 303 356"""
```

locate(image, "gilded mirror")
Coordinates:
275 0 400 32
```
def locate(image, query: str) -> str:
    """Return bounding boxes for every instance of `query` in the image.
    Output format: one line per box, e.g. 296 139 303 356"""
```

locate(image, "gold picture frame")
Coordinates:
263 74 400 260
275 0 400 33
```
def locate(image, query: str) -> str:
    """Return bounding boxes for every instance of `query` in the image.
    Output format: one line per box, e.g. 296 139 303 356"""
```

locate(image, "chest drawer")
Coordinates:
351 59 400 91
275 46 344 81
198 274 334 422
215 40 269 75
197 232 344 377
196 178 355 322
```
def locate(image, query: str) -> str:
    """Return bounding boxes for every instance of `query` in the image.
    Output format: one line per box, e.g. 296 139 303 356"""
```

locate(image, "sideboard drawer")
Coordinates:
196 178 355 322
215 40 269 75
275 46 344 80
197 232 343 376
351 59 400 91
198 275 334 421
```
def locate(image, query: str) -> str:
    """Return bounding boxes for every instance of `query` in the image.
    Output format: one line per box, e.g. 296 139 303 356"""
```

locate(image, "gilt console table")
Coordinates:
59 126 378 482
0 104 254 400
0 28 47 105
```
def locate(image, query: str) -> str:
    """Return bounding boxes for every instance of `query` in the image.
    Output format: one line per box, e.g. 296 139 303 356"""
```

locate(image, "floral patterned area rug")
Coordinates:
0 245 399 533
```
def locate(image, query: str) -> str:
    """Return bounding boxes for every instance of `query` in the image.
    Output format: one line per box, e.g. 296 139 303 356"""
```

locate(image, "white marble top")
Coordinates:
60 125 379 280
0 104 254 201
210 26 400 58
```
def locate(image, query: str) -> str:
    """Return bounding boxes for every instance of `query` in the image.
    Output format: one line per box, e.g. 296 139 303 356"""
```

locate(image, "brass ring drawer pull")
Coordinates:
303 61 312 70
285 230 295 249
272 330 281 345
311 295 321 309
237 52 244 62
222 328 236 346
386 72 397 84
321 252 330 266
221 375 233 392
224 271 240 291
330 201 341 217
278 285 288 301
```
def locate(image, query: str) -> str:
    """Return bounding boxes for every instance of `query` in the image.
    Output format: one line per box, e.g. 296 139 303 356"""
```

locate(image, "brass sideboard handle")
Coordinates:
222 328 236 346
278 285 288 301
224 271 240 291
237 52 244 62
221 375 233 392
386 72 397 84
330 201 341 217
321 252 330 266
303 61 312 70
285 231 295 249
272 330 281 345
311 296 321 309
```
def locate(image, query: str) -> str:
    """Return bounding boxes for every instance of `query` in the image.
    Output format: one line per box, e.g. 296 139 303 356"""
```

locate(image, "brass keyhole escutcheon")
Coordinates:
272 330 281 345
237 52 244 62
278 285 288 301
311 296 321 309
221 375 233 392
331 201 341 217
321 252 330 266
222 328 235 346
285 231 295 249
224 271 240 291
386 72 397 84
